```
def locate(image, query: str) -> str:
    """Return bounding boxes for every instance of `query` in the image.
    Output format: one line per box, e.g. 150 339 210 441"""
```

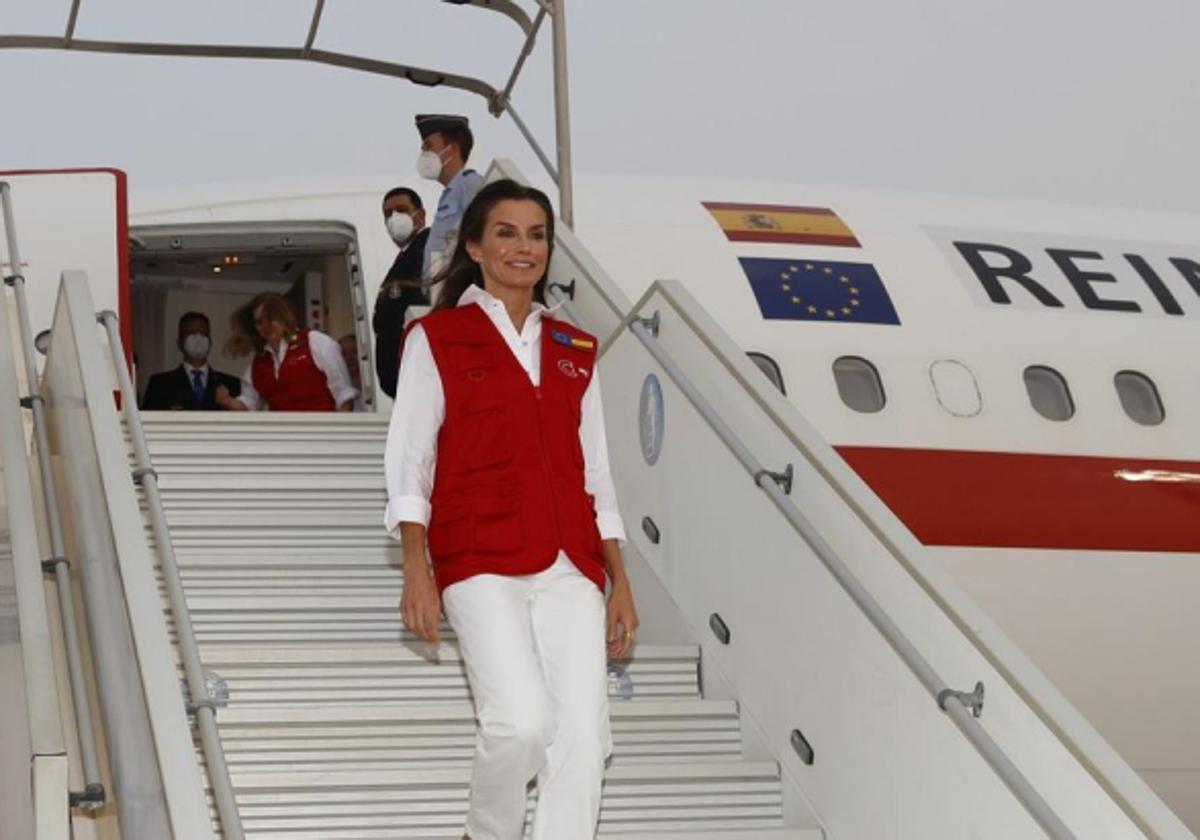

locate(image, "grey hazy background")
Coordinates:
2 0 1198 211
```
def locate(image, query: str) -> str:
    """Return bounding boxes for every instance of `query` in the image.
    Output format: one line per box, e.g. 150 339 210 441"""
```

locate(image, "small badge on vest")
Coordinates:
551 330 595 352
558 359 578 378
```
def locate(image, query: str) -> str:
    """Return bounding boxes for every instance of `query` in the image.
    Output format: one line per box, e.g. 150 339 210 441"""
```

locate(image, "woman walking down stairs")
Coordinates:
135 413 822 838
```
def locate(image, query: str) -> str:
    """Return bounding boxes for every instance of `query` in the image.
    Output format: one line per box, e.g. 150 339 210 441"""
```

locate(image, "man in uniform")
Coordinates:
374 185 430 397
415 113 484 278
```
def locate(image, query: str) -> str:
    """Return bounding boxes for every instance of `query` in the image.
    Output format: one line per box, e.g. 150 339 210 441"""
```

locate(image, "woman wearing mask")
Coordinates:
385 179 639 839
217 292 358 412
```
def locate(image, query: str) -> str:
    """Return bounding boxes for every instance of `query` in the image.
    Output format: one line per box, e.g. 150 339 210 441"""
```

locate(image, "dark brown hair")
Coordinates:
227 292 299 356
442 125 474 162
431 179 555 312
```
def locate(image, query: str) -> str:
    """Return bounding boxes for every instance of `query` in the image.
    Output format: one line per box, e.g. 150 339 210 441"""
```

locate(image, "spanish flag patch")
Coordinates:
551 330 595 351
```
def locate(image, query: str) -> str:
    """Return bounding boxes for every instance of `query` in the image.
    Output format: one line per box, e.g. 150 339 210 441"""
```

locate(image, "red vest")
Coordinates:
421 304 606 593
250 330 336 412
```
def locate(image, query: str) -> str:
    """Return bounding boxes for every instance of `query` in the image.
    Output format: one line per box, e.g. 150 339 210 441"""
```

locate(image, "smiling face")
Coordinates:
465 199 550 298
253 304 287 346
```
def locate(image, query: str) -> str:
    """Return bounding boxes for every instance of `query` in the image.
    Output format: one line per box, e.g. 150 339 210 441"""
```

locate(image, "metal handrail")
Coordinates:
0 198 70 839
621 304 1076 838
0 180 106 809
640 282 1188 838
1 0 578 224
97 311 245 840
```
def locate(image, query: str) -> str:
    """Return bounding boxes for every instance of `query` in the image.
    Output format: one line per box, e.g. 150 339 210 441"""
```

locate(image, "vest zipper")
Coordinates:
533 387 565 549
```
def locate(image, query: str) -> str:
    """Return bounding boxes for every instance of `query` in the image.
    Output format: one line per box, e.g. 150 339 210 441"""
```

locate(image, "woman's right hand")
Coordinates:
215 385 246 411
399 526 442 643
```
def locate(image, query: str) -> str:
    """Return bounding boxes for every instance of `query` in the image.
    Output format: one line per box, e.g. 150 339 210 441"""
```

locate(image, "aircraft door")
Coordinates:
0 169 129 370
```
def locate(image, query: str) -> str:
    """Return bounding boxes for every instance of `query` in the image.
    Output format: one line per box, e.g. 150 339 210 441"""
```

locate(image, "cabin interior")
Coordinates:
128 222 374 408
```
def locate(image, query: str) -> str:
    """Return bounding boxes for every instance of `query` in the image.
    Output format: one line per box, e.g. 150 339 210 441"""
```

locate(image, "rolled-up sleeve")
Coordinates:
580 365 626 542
383 325 445 539
308 331 359 409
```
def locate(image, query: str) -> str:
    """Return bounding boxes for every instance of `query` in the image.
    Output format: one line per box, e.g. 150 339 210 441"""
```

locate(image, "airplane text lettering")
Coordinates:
952 240 1200 318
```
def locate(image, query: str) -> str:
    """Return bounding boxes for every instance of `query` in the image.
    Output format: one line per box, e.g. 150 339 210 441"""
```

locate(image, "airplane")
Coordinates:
0 3 1196 839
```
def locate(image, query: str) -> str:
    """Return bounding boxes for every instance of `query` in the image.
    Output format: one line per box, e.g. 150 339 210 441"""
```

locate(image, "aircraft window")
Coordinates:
747 352 786 394
833 356 885 413
929 359 982 417
1114 370 1165 426
1023 365 1074 421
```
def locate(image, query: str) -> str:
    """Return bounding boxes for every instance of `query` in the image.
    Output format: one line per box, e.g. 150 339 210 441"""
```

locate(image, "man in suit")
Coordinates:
141 311 242 411
374 185 430 397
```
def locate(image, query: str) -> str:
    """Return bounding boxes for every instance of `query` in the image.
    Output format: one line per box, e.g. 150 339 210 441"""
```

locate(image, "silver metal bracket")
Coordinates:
131 466 158 485
488 90 509 116
755 463 794 495
41 556 68 574
548 278 576 301
938 680 985 718
69 782 106 810
182 670 229 721
3 273 23 287
634 311 660 338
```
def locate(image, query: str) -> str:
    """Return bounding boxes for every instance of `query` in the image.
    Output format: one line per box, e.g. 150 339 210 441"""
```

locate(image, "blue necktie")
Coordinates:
191 369 205 405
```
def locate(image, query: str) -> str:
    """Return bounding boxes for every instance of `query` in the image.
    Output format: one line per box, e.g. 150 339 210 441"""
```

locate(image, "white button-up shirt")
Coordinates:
384 284 626 543
236 329 358 411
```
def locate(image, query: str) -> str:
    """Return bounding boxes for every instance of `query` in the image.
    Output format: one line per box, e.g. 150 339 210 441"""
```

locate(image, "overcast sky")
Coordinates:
2 0 1199 212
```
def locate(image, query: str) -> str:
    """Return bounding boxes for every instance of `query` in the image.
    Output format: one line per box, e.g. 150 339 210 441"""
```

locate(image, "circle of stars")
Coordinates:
777 263 861 319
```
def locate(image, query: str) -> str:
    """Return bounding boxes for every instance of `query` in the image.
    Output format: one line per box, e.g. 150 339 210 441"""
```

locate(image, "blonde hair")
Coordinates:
227 292 299 356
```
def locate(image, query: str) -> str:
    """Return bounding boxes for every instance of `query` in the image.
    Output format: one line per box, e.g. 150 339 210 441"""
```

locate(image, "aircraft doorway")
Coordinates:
128 221 371 410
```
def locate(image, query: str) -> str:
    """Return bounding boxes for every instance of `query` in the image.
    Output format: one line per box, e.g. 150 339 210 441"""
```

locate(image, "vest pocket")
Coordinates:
428 494 522 558
472 494 522 553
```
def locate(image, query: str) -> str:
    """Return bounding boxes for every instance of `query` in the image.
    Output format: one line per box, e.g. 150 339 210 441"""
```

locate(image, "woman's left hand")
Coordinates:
606 577 639 660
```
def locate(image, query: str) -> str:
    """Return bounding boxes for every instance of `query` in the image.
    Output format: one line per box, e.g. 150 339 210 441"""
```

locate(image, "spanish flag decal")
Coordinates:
702 202 860 248
551 330 595 351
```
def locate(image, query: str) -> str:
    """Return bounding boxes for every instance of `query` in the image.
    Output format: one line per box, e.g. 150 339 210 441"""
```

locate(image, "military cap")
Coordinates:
415 114 470 139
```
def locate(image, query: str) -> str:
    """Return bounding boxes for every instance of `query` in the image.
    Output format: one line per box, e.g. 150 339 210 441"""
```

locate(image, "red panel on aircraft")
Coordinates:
836 447 1200 552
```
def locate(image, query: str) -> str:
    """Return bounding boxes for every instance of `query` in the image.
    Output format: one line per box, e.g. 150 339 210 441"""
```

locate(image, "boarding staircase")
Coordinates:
135 413 816 838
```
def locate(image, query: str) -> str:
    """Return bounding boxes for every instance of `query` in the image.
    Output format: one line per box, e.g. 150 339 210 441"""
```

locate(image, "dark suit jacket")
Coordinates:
141 364 242 411
374 227 431 398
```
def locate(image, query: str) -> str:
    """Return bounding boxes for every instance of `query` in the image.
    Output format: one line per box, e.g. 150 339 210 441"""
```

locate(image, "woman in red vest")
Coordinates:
217 292 358 412
384 179 639 840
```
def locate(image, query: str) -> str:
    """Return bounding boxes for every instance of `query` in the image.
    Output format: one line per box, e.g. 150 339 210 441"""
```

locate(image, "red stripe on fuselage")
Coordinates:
835 447 1200 552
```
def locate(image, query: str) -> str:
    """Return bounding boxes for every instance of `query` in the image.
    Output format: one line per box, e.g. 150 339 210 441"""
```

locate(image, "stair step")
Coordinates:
616 831 821 839
206 700 744 772
190 644 700 705
208 761 784 838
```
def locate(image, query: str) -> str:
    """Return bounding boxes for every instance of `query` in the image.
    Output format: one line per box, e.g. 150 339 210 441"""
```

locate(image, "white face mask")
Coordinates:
183 333 211 359
386 212 415 245
416 148 446 181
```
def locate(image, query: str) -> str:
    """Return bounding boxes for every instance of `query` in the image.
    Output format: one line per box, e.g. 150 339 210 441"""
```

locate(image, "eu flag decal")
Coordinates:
739 258 901 324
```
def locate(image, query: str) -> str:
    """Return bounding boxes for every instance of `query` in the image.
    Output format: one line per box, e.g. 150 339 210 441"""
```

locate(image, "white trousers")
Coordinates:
442 554 612 840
